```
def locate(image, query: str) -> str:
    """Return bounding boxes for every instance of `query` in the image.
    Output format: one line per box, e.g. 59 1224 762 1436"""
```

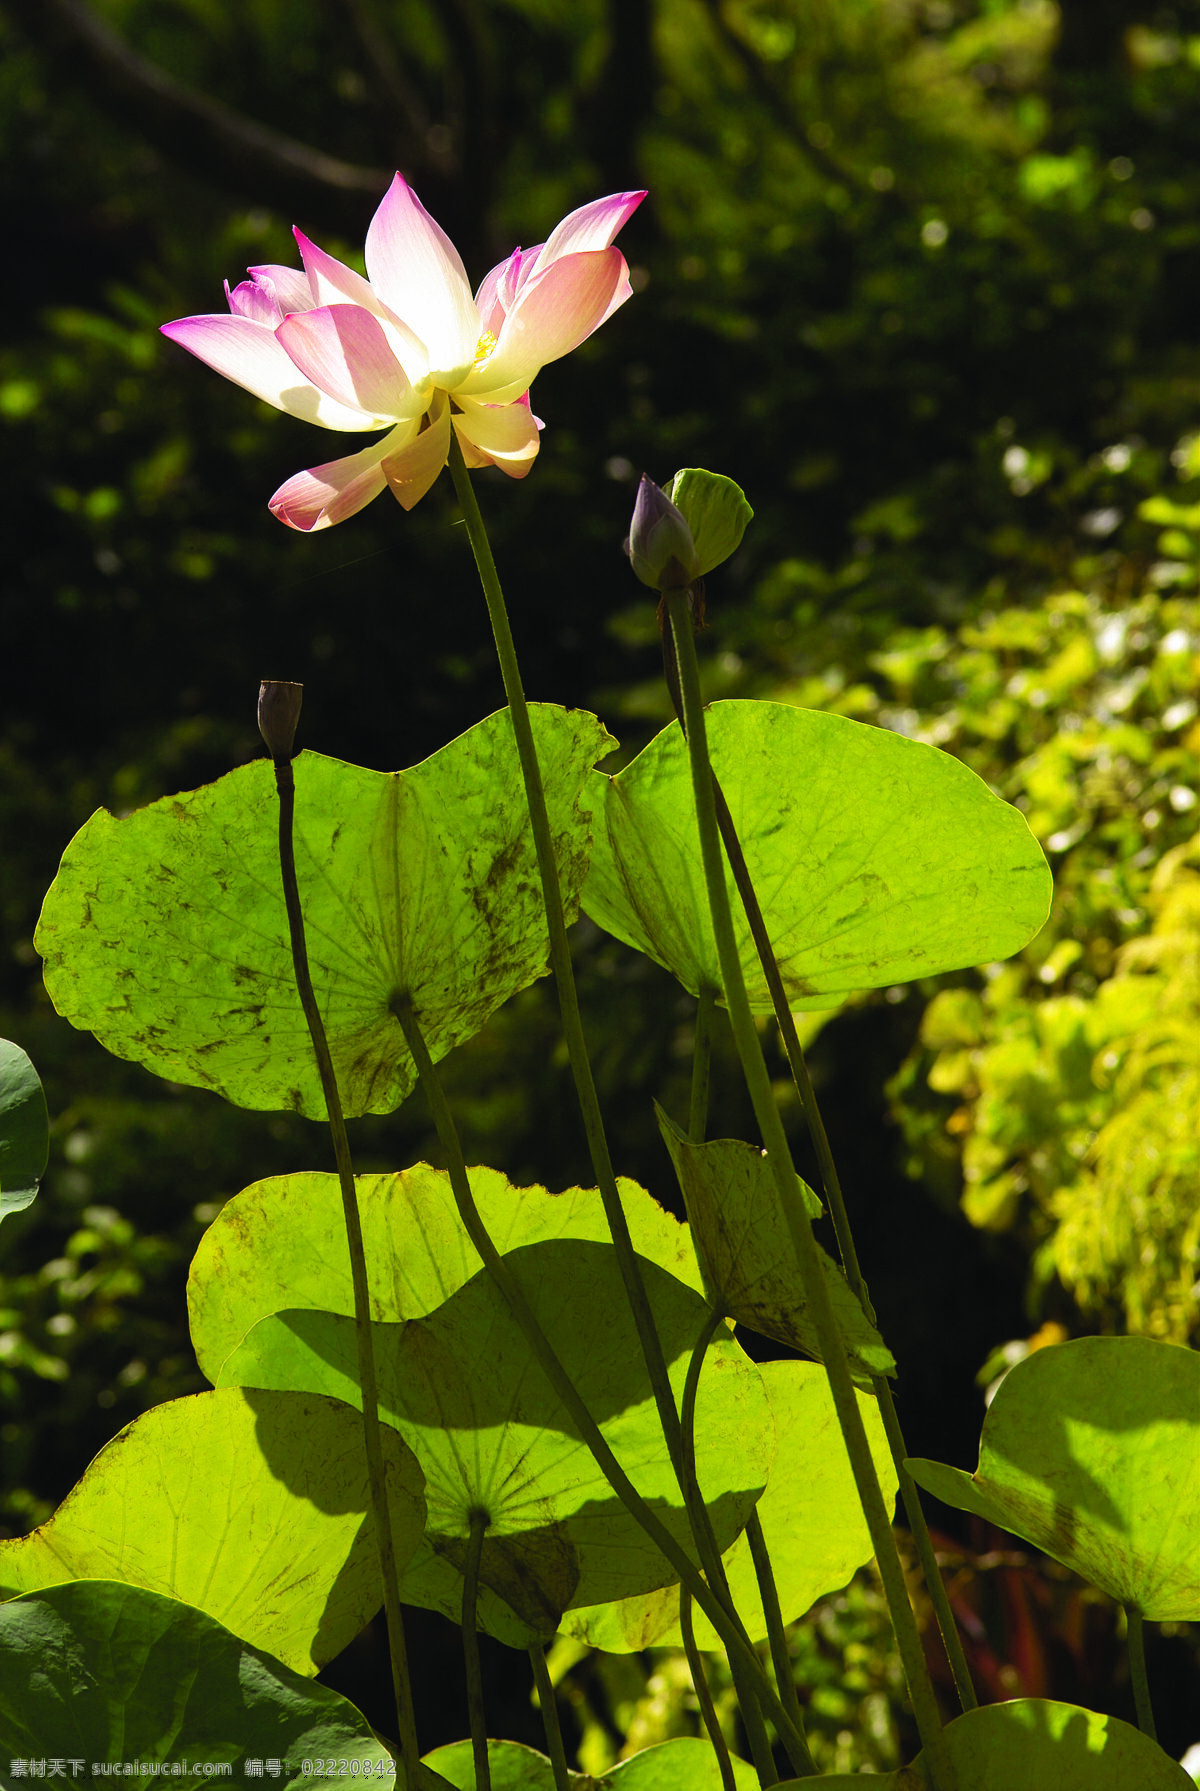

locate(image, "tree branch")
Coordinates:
322 0 453 179
2 0 392 235
695 0 888 199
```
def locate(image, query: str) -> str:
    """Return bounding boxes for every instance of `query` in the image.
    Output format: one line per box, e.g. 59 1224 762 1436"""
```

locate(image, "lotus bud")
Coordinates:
258 680 303 761
627 475 701 591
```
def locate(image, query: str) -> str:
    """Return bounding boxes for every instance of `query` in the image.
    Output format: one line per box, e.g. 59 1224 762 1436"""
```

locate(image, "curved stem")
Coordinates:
746 1512 809 1756
529 1645 572 1791
661 623 976 1717
393 994 811 1770
271 758 418 1786
664 592 955 1791
690 987 717 1142
462 1510 491 1791
680 1588 739 1791
1126 1607 1156 1741
681 1309 786 1785
875 1384 976 1711
446 435 686 1485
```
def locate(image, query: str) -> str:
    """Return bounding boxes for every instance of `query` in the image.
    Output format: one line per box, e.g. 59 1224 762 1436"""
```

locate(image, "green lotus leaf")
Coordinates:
562 1360 894 1651
35 705 613 1117
603 1739 760 1789
777 1697 1193 1788
667 469 754 579
580 701 1051 1010
425 1737 760 1791
189 1164 702 1385
0 1388 426 1674
422 1741 566 1791
906 1336 1200 1619
0 1038 49 1224
219 1239 772 1645
0 1581 396 1790
656 1106 894 1381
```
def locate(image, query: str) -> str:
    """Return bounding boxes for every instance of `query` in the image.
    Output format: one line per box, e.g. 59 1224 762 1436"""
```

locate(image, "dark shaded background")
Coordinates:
3 0 1200 1768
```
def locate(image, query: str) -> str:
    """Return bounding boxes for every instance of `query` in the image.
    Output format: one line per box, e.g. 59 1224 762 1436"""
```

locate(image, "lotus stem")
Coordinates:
660 625 977 1717
446 433 756 1634
529 1645 572 1791
1127 1607 1156 1741
269 752 419 1787
690 986 717 1142
393 994 813 1772
680 1588 740 1791
463 1510 492 1791
664 591 956 1791
746 1512 808 1753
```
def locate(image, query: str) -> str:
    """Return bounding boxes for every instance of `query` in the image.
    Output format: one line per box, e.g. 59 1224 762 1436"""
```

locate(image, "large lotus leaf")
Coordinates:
189 1164 702 1384
657 1106 894 1381
0 1388 426 1674
0 1038 48 1224
562 1360 894 1651
35 705 613 1118
603 1739 761 1789
219 1240 773 1644
777 1698 1193 1788
425 1737 759 1791
906 1336 1200 1619
0 1581 395 1789
579 701 1051 1010
424 1740 567 1791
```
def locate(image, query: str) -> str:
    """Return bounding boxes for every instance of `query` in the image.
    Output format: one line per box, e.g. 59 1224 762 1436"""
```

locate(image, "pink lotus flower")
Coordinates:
161 177 645 531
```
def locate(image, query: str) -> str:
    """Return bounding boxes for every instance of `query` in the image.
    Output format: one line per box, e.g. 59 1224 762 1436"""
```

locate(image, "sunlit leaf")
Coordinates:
667 468 754 578
0 1388 426 1674
581 701 1051 1009
778 1697 1193 1787
425 1737 760 1790
423 1740 566 1790
907 1337 1200 1618
36 705 613 1117
603 1739 761 1789
562 1360 894 1651
0 1581 394 1789
189 1164 702 1385
219 1239 772 1644
657 1106 894 1380
0 1038 48 1224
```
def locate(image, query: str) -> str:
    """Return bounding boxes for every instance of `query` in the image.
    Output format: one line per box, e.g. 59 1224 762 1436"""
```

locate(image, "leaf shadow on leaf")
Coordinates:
221 1239 773 1643
908 1337 1200 1618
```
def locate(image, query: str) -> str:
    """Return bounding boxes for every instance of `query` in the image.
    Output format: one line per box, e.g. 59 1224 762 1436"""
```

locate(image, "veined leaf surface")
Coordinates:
36 705 612 1116
219 1239 772 1643
581 701 1051 1009
0 1387 426 1674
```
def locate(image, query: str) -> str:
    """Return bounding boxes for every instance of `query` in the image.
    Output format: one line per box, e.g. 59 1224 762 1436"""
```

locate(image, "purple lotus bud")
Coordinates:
258 680 303 761
627 475 700 591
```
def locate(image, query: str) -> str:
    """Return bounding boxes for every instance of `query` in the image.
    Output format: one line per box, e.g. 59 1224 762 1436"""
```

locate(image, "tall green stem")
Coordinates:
270 753 419 1786
1126 1607 1156 1741
446 435 686 1484
529 1646 572 1791
681 1309 792 1785
661 628 976 1716
690 987 717 1142
393 994 811 1769
664 592 955 1791
745 1513 809 1754
447 435 768 1689
463 1511 492 1791
679 1589 740 1791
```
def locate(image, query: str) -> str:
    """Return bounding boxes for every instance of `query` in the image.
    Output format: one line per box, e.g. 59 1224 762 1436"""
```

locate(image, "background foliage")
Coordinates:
5 0 1200 1771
